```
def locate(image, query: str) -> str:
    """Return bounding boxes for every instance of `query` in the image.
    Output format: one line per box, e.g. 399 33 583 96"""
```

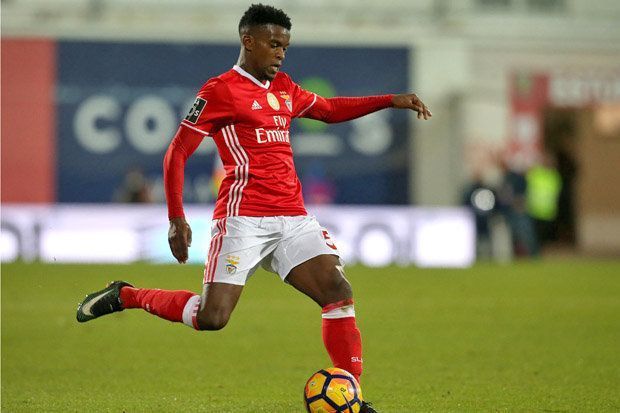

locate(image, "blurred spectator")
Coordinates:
526 152 563 248
462 170 496 259
497 158 539 257
555 143 578 244
113 167 152 203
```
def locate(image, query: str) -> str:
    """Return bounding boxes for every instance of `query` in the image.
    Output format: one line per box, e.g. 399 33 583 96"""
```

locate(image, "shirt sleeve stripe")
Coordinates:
296 93 317 117
180 121 210 136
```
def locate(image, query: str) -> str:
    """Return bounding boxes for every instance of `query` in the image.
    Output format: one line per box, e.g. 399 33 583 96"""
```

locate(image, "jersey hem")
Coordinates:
212 208 308 220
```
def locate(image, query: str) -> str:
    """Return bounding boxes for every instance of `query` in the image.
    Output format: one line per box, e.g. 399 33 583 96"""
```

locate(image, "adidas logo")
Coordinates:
251 100 262 110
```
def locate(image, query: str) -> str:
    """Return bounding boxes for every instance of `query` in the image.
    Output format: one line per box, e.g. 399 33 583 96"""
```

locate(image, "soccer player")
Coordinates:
76 4 431 411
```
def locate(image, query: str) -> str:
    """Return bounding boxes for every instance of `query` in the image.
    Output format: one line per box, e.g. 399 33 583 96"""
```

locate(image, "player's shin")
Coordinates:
120 287 200 328
321 299 363 383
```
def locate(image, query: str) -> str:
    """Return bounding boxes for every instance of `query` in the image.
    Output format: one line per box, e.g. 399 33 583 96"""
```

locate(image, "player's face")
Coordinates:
249 24 290 81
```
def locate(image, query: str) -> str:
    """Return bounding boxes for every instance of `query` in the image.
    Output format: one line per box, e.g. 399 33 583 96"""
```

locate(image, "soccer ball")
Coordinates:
304 367 363 413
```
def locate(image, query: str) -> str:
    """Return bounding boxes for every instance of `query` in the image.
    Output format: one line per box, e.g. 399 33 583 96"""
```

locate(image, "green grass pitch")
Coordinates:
2 260 619 412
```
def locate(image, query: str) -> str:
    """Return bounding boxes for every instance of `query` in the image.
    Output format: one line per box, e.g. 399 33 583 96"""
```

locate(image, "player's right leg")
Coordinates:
75 279 243 330
76 280 201 326
76 216 273 329
193 282 244 330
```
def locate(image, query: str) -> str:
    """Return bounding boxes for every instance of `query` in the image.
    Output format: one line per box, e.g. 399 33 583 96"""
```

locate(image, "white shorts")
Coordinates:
202 215 342 285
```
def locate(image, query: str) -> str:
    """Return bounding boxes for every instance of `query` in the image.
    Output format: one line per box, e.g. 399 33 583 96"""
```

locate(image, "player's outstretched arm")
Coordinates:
391 93 432 120
168 217 192 264
302 93 432 124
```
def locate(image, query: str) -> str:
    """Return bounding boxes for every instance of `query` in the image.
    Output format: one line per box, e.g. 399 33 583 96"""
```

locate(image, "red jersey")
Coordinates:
164 65 393 220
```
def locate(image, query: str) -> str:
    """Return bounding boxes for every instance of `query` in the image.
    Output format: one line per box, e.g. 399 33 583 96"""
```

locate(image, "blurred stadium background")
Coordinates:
2 0 620 265
2 1 620 411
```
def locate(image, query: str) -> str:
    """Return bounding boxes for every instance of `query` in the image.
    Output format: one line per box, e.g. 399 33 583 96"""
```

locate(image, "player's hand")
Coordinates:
392 94 432 120
168 217 192 264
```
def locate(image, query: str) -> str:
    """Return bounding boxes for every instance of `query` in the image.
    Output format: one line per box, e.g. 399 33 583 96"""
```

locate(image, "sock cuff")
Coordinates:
322 299 355 319
322 298 354 313
181 295 201 328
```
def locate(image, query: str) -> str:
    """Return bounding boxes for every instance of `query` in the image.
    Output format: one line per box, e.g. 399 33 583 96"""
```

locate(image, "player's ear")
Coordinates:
241 34 254 52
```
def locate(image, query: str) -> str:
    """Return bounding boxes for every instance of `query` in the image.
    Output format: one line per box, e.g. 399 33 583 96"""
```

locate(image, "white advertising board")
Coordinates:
1 205 475 268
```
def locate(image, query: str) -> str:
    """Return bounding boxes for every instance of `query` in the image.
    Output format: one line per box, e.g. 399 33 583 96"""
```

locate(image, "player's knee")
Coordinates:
195 308 231 331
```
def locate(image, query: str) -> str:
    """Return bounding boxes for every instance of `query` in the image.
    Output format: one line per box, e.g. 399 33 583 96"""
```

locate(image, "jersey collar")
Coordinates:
233 65 271 89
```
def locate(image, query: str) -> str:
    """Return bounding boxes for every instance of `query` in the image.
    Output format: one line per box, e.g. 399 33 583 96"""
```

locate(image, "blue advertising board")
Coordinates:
56 41 410 204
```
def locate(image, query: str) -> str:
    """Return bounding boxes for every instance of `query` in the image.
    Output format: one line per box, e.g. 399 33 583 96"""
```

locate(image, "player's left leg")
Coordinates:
287 254 378 411
271 217 377 411
268 216 365 383
286 254 364 383
286 254 351 306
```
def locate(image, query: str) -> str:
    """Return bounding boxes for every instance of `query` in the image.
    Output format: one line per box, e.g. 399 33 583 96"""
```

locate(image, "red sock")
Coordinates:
321 299 363 383
120 287 197 324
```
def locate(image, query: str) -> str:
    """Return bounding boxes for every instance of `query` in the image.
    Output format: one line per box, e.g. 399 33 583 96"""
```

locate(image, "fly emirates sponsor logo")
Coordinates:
255 116 290 144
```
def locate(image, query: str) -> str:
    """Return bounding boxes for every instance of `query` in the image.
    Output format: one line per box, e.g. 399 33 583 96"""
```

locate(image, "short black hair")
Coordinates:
238 4 292 33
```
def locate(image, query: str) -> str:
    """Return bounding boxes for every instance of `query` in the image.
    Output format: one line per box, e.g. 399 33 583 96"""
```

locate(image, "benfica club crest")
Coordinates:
279 91 292 112
225 255 240 274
